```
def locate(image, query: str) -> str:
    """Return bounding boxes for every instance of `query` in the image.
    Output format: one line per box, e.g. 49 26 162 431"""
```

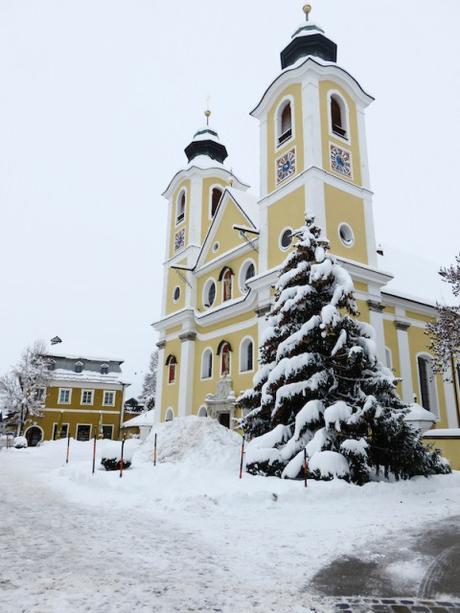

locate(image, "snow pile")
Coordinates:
99 439 138 462
309 450 350 479
139 416 242 468
14 436 28 449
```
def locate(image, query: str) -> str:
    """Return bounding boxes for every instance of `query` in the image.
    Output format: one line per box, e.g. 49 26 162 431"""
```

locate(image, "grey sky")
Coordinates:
1 0 459 396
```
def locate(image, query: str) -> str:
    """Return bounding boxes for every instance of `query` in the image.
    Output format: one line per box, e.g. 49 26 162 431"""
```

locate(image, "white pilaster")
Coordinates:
260 118 268 198
357 107 371 190
305 173 326 234
443 364 460 428
367 300 386 364
188 175 203 246
178 333 196 417
302 78 322 170
394 320 414 403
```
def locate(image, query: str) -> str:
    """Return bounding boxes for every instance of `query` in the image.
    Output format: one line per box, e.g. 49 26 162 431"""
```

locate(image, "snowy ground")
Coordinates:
1 417 460 613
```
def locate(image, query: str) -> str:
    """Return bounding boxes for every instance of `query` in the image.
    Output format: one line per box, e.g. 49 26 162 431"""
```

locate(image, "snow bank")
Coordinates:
139 416 242 468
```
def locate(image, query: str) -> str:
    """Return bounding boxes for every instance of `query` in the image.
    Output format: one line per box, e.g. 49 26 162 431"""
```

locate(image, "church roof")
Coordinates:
184 125 228 165
227 187 259 227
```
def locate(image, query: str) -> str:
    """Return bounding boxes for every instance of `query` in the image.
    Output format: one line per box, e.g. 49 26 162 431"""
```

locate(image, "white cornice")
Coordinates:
251 57 374 119
162 165 249 200
382 291 436 315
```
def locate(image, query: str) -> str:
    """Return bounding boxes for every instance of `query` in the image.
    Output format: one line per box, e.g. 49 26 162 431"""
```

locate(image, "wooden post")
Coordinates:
92 435 97 475
239 435 245 479
153 433 158 467
119 437 126 478
303 448 308 488
66 430 71 464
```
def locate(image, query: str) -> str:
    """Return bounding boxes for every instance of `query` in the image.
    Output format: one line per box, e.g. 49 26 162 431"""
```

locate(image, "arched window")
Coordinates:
201 348 213 380
166 355 177 384
176 190 186 225
278 100 292 146
222 269 233 302
417 355 438 416
240 338 254 373
198 406 208 418
240 260 256 292
330 94 347 139
211 187 223 218
165 408 174 422
218 341 232 376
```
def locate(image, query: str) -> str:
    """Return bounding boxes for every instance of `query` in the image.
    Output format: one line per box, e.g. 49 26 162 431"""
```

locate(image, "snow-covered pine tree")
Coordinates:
427 254 460 377
140 350 158 410
0 341 50 436
239 217 450 485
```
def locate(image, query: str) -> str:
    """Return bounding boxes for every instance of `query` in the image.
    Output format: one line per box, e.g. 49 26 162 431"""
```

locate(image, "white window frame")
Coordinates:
416 353 439 419
200 348 214 381
279 227 293 251
209 184 224 220
338 222 355 248
165 407 174 422
24 425 44 444
239 258 257 293
76 423 92 441
175 188 186 226
52 422 70 440
202 277 217 309
385 347 393 371
166 356 177 386
102 390 116 407
58 388 72 405
172 285 181 304
239 336 255 374
80 389 94 406
275 95 295 150
221 269 233 303
35 386 46 403
327 90 351 144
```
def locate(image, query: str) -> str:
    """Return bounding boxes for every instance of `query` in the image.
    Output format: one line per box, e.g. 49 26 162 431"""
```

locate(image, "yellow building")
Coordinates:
23 353 129 446
152 7 460 467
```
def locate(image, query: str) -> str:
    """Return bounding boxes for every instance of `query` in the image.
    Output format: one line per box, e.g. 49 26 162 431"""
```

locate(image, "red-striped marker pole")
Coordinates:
66 431 71 464
119 436 126 478
239 435 246 479
92 435 97 475
303 448 308 488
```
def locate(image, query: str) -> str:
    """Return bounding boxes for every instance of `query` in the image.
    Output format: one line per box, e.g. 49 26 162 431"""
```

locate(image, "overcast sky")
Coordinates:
1 0 459 396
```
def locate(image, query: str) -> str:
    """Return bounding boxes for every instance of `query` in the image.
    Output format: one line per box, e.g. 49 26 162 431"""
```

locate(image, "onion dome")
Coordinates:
281 4 337 69
184 111 228 164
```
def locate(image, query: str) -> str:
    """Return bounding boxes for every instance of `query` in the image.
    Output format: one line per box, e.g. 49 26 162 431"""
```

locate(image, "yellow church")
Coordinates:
153 6 460 466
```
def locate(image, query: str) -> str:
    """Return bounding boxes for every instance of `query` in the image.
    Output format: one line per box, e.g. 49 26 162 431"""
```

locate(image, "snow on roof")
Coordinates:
122 410 155 428
404 403 437 423
49 368 127 386
191 127 221 143
379 244 453 306
46 352 124 364
185 155 226 171
292 22 325 39
227 187 259 226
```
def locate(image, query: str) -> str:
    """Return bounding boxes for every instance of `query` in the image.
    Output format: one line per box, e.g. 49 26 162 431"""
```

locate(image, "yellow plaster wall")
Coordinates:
201 177 230 242
407 325 448 428
423 438 460 470
319 80 362 186
267 186 305 270
192 323 258 413
197 252 258 311
267 84 305 194
356 299 369 324
324 184 368 265
354 281 368 293
165 269 186 315
169 179 190 259
202 200 250 266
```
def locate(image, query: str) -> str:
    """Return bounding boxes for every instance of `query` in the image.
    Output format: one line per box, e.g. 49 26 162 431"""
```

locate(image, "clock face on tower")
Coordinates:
276 149 296 184
330 144 352 178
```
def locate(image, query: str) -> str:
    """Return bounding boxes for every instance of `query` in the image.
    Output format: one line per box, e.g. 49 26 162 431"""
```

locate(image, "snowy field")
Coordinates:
1 417 460 613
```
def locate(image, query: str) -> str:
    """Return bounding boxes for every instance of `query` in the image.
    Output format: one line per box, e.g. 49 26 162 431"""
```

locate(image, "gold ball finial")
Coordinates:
204 109 211 126
303 3 312 20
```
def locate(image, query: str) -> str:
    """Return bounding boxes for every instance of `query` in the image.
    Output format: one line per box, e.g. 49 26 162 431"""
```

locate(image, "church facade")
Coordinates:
153 7 460 465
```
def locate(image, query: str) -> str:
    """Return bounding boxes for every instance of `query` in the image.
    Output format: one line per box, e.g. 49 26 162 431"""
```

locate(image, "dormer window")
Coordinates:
100 363 109 375
176 190 186 225
47 359 56 371
330 94 347 139
75 361 84 374
211 187 223 218
278 100 293 146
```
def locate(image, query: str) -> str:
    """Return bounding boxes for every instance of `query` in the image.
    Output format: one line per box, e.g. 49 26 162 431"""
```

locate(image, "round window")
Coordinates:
280 228 293 250
212 242 220 253
240 261 256 292
204 280 216 308
339 223 355 247
173 286 181 302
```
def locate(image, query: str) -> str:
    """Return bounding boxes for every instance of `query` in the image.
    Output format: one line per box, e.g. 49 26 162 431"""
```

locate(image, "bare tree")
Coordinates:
0 341 50 436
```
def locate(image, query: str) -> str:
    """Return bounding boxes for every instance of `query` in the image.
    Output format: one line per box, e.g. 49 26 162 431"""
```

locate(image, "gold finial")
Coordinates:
303 4 312 21
204 109 211 126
